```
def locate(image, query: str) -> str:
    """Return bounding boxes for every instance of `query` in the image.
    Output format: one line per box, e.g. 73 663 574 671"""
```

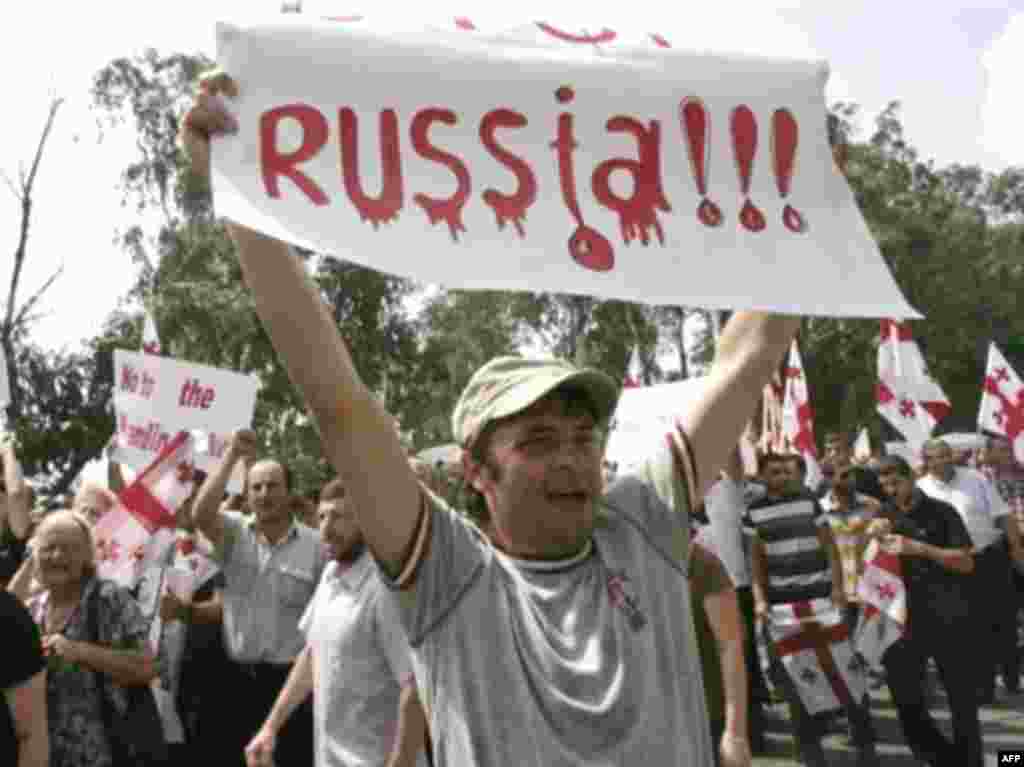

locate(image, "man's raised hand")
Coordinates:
229 429 260 463
179 70 239 185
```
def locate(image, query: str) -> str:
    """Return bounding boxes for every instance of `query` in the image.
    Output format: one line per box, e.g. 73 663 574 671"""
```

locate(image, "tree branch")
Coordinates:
4 97 63 342
0 169 20 202
13 265 64 330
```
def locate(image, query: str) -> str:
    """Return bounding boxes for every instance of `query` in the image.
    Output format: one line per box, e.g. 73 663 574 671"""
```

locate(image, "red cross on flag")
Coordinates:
853 540 907 667
768 598 868 714
780 340 822 487
876 320 950 445
95 431 196 586
978 343 1024 465
142 309 162 356
623 345 643 388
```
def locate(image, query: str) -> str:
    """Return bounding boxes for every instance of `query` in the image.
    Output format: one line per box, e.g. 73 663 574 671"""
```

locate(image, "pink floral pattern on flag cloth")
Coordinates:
96 432 196 589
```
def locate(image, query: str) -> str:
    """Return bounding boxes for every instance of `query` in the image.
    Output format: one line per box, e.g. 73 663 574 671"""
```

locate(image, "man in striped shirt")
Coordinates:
748 453 878 767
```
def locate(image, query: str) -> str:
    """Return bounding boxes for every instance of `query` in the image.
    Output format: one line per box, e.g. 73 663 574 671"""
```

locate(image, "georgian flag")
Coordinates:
142 309 162 355
623 345 643 388
760 371 785 454
781 340 822 488
768 599 868 714
94 431 195 587
877 320 950 445
854 540 907 667
978 343 1024 464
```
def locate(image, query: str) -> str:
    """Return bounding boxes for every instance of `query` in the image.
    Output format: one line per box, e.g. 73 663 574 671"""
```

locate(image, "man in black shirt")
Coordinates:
1 590 48 767
875 455 981 767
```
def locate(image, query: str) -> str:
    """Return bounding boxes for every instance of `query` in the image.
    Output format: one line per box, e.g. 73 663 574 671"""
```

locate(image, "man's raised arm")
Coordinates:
683 313 799 499
181 73 421 575
1 432 32 541
191 429 257 548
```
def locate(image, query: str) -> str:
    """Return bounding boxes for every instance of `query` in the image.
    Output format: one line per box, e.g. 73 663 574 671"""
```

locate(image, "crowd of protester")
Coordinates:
2 72 1023 767
4 410 1023 767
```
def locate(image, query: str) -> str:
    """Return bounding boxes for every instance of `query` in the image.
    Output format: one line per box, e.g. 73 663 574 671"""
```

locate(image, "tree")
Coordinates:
2 97 65 420
794 102 1024 442
91 50 422 494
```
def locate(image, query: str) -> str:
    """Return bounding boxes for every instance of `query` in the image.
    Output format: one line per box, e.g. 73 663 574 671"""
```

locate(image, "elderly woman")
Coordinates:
26 510 157 767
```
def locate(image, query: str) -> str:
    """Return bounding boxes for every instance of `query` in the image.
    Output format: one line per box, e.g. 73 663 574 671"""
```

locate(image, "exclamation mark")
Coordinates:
731 106 766 232
772 109 806 233
680 98 722 228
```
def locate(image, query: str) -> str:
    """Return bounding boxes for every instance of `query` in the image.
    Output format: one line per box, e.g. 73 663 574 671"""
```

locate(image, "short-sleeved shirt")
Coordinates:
300 552 425 767
1 590 45 767
215 513 326 664
887 491 974 632
382 433 714 767
28 578 150 767
917 467 1009 551
744 492 831 606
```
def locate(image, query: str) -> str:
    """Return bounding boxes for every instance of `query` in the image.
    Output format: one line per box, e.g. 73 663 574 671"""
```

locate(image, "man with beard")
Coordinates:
182 72 801 767
191 430 326 767
245 479 427 767
874 455 980 767
819 460 880 631
823 432 883 501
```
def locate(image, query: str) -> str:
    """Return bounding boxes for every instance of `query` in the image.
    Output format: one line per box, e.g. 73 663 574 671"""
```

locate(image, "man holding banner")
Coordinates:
180 69 810 766
179 16 921 764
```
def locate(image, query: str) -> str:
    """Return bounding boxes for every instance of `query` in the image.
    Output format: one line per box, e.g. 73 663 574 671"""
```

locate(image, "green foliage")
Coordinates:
7 340 116 498
796 102 1024 442
76 48 1024 496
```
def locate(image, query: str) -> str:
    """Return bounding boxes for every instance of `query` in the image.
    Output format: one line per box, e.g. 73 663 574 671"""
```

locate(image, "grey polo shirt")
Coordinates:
215 511 326 664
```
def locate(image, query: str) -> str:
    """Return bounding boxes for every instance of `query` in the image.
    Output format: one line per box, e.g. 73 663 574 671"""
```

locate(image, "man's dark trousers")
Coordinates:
882 633 982 767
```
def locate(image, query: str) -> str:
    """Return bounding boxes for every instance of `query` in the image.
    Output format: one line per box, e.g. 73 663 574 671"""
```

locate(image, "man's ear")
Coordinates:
462 453 490 494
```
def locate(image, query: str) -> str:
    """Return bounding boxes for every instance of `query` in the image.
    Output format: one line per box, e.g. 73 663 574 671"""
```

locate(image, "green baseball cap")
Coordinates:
452 356 621 449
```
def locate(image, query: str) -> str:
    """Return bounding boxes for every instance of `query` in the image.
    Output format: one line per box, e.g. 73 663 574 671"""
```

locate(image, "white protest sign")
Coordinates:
111 350 258 479
211 17 917 318
606 378 706 470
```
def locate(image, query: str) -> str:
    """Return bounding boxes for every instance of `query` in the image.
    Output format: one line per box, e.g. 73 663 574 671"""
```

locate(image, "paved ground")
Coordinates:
751 674 1024 766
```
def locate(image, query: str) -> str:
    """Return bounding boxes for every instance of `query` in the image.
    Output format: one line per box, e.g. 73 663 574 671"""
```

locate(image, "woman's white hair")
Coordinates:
32 509 98 578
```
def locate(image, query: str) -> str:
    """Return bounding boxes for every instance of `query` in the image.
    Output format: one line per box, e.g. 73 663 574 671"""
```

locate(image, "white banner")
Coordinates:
606 378 705 470
211 17 917 318
111 350 258 478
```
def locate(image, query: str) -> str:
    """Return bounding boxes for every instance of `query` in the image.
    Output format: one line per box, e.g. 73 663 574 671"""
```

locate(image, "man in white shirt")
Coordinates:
245 479 427 767
917 437 1019 702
